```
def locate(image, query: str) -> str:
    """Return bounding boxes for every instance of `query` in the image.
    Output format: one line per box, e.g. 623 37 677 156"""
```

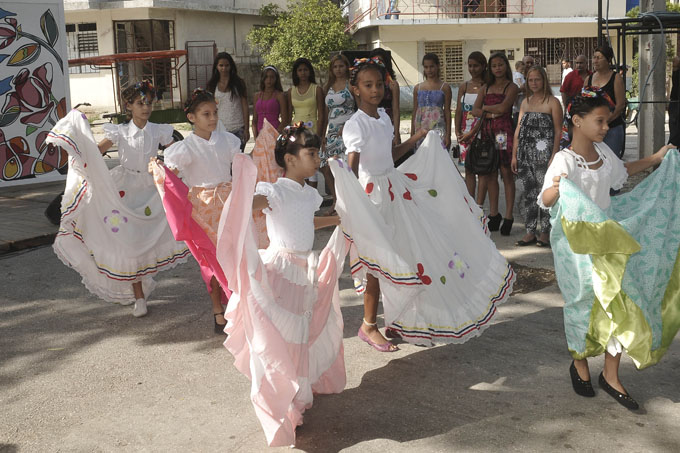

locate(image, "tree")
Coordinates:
247 0 356 73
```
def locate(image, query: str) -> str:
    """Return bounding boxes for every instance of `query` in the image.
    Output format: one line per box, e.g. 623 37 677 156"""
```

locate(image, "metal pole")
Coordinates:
598 0 603 47
638 0 666 159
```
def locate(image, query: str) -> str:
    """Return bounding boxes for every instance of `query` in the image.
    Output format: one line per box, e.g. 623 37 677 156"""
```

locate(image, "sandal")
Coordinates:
536 240 551 248
515 237 537 246
214 312 227 334
358 319 398 352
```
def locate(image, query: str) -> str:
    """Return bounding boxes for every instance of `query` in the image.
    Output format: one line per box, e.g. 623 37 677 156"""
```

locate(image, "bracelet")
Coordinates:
362 318 377 326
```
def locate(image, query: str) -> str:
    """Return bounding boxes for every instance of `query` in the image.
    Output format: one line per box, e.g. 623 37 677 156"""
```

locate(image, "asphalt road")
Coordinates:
1 227 679 452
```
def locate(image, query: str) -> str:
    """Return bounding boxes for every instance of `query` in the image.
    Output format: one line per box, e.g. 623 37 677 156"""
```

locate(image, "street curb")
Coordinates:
0 233 56 255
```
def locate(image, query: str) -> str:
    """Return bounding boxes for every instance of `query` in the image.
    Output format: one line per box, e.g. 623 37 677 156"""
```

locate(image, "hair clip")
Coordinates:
350 56 384 72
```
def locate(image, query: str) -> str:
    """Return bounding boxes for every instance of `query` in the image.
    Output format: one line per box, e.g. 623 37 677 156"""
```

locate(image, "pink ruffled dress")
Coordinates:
216 155 348 447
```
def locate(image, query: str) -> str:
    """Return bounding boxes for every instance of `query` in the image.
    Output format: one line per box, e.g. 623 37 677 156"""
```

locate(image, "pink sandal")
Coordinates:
358 320 398 352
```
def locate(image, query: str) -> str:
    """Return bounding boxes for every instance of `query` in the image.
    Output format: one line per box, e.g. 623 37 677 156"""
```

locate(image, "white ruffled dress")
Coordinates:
332 108 516 345
48 111 189 303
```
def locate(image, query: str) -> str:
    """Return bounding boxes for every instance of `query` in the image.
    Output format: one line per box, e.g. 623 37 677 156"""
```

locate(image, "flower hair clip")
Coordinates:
183 88 212 113
277 122 307 145
133 80 156 104
350 56 384 72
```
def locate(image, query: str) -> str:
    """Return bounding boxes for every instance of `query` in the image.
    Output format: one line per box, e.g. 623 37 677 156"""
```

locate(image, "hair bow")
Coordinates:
350 56 384 72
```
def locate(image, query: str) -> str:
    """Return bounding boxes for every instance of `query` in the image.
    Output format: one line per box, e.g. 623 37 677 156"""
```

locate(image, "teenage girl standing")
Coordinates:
252 65 288 138
472 52 518 236
412 53 452 150
455 51 487 197
207 52 250 150
322 54 355 209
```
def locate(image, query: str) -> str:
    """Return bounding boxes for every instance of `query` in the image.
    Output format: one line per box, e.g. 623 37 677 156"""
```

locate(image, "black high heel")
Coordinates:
214 312 227 335
569 361 595 397
599 372 639 410
487 213 503 231
500 218 514 236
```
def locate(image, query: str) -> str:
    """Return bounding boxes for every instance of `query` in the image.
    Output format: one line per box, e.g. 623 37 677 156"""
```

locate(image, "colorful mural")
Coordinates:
0 3 69 182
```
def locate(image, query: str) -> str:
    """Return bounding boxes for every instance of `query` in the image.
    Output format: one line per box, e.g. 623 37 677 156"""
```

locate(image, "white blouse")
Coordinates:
342 108 394 180
256 178 322 252
163 131 241 188
215 89 244 132
538 142 628 211
103 121 174 173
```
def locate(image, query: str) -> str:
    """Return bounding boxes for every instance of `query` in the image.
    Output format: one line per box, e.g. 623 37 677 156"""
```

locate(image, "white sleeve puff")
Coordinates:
255 182 281 214
102 123 120 145
537 151 571 209
342 117 364 154
163 141 192 172
600 143 628 190
157 124 175 147
223 131 242 152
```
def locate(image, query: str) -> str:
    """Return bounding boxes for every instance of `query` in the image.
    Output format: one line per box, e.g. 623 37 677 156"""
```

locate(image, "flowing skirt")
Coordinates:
330 131 515 345
216 155 347 447
550 151 680 369
47 110 189 303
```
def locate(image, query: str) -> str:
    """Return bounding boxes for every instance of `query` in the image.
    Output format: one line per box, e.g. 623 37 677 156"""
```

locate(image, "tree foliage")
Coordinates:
247 0 356 73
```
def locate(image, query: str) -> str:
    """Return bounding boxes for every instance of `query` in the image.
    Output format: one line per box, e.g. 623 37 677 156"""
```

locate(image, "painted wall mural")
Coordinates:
0 2 69 182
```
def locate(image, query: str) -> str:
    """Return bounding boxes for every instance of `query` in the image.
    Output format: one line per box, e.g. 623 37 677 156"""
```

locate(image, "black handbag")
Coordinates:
465 115 499 175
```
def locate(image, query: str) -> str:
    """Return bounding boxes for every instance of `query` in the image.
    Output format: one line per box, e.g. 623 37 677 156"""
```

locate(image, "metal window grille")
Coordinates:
112 20 176 108
524 37 598 85
66 23 99 74
425 41 463 84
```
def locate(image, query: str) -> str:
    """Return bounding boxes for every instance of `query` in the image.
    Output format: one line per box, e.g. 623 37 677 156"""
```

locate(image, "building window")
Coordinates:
424 41 463 84
66 23 99 74
112 20 176 105
524 37 598 85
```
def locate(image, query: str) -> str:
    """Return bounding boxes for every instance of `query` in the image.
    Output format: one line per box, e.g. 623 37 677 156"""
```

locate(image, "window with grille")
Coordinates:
424 41 463 84
66 23 99 74
524 37 598 85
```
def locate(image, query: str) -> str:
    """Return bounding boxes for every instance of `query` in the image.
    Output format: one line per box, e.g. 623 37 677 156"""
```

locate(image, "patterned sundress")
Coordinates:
482 82 514 166
414 82 447 149
515 111 554 235
459 82 480 161
322 82 355 166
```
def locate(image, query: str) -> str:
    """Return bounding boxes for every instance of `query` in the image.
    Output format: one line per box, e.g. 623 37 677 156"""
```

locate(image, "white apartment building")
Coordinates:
64 0 286 110
345 0 633 89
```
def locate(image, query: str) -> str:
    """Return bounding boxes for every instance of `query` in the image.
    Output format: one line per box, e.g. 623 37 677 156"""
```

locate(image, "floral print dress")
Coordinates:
414 82 447 149
321 82 355 167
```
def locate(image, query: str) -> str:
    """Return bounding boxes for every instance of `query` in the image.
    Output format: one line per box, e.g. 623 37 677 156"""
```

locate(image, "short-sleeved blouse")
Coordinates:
342 108 394 180
163 131 241 188
255 178 322 252
538 142 628 211
103 121 174 173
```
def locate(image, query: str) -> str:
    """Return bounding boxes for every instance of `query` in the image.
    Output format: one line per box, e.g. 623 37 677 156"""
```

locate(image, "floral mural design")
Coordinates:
0 5 68 181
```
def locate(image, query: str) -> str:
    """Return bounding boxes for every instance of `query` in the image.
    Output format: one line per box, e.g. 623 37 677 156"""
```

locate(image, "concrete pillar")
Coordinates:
637 0 666 158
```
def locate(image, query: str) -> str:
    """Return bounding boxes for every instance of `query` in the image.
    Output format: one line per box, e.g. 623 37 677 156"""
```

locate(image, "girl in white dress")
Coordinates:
336 60 515 351
215 125 343 447
540 91 674 410
50 81 189 317
150 89 242 332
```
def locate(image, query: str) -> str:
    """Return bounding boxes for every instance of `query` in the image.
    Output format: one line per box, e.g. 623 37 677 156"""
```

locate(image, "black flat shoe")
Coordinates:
214 312 227 334
599 372 639 410
570 361 595 397
536 240 551 248
487 213 503 231
500 218 514 236
516 237 537 246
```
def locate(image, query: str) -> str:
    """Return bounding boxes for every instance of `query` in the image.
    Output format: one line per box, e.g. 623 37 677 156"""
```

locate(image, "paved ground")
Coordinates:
1 128 679 452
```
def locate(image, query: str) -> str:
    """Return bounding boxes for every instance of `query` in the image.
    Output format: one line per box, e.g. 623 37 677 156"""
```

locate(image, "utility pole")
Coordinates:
638 0 666 158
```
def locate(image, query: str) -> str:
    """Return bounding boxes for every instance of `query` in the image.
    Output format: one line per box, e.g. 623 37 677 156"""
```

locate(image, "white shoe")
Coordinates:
120 299 135 306
132 298 147 317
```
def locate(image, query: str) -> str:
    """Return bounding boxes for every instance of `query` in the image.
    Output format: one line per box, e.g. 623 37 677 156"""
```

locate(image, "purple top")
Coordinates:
255 95 281 133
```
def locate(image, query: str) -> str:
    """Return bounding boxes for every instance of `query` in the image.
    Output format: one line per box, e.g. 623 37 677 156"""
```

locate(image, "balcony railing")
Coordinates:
345 0 534 31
